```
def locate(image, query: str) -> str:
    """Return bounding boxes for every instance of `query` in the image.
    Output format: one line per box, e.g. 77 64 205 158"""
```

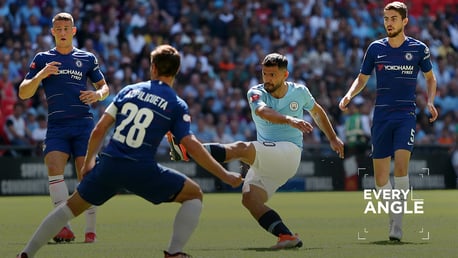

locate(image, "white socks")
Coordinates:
394 176 409 193
85 205 97 234
375 180 392 192
375 176 409 235
22 204 75 257
49 175 97 234
49 175 71 229
48 175 69 207
167 199 203 254
375 176 409 194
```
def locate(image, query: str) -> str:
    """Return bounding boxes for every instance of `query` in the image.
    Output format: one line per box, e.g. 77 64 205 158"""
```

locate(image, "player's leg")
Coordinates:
133 163 201 258
18 191 92 257
73 122 98 243
242 183 269 218
74 156 97 243
203 141 256 165
242 142 302 249
242 183 290 233
44 150 75 242
388 120 415 241
371 120 399 240
19 153 116 257
373 156 396 240
385 149 411 241
393 150 410 181
242 178 302 249
392 119 414 181
373 157 392 189
165 178 203 258
371 120 394 190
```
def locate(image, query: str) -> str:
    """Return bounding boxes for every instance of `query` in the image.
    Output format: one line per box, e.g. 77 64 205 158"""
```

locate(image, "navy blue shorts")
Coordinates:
44 120 94 157
371 118 416 159
77 155 187 206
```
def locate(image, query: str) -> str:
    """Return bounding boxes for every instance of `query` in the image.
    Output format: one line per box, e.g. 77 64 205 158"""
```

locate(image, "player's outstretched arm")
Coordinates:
424 70 438 122
309 103 344 159
339 73 370 111
180 134 243 188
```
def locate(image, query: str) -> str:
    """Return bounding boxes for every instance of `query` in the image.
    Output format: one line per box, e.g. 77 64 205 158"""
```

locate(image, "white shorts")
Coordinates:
242 141 301 199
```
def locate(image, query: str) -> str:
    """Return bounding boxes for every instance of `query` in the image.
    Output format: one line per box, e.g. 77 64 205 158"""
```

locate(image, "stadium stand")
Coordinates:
0 0 456 158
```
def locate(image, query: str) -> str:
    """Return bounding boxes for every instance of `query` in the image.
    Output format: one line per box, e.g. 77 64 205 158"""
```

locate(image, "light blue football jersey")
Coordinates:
247 81 315 148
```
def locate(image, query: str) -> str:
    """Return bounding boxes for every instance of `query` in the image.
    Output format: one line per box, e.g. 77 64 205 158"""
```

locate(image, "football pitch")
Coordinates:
1 190 457 258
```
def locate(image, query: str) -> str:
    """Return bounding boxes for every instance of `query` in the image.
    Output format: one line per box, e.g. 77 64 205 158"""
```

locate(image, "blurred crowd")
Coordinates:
0 0 457 157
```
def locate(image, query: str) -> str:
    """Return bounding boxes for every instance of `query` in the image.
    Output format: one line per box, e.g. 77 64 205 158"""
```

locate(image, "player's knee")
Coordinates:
176 179 203 203
393 169 408 177
233 141 250 150
187 182 203 200
186 191 203 202
242 192 257 209
46 165 65 176
228 141 251 156
374 175 389 187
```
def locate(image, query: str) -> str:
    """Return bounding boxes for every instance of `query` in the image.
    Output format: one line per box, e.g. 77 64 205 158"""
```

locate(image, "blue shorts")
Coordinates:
44 119 94 157
77 154 187 206
371 118 416 159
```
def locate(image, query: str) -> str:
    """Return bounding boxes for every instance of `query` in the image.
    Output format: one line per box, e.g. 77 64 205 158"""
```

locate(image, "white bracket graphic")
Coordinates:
357 168 366 176
418 168 430 178
410 186 424 201
419 228 430 240
357 228 369 240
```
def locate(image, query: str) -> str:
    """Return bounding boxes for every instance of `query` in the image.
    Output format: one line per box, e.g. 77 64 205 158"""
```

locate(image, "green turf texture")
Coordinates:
1 190 457 258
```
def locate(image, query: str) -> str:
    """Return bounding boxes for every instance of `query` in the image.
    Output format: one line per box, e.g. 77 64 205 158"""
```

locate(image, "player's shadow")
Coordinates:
242 247 323 252
47 241 89 245
365 240 428 245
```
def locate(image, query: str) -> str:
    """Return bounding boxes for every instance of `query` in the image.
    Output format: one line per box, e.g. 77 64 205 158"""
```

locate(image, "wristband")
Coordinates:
97 91 105 101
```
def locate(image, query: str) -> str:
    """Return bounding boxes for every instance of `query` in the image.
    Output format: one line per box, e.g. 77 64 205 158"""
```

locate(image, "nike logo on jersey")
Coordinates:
377 55 387 58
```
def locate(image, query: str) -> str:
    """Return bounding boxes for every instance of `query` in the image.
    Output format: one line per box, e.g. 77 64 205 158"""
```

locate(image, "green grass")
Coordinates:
1 190 457 257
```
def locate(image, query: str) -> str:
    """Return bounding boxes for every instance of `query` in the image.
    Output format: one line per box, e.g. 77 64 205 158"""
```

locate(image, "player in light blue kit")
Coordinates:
202 53 344 249
339 1 438 241
18 12 109 244
17 44 243 258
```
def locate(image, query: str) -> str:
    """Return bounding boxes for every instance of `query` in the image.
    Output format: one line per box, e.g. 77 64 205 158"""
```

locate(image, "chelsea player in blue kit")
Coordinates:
202 53 344 249
18 13 109 243
339 1 438 241
17 44 243 258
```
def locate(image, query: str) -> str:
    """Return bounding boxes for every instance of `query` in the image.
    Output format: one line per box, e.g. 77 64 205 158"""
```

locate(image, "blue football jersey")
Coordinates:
102 80 192 161
247 81 315 148
360 37 432 122
25 48 105 125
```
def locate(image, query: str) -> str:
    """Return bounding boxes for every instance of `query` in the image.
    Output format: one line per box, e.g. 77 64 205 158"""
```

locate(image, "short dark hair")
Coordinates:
384 1 408 19
52 12 74 26
261 53 288 69
150 45 181 77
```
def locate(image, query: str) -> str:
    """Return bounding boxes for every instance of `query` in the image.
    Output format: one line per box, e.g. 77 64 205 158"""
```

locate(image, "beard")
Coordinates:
264 82 282 93
386 27 402 38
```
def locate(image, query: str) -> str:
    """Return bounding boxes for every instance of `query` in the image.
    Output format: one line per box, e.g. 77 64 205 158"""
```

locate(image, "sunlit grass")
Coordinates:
1 190 457 257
